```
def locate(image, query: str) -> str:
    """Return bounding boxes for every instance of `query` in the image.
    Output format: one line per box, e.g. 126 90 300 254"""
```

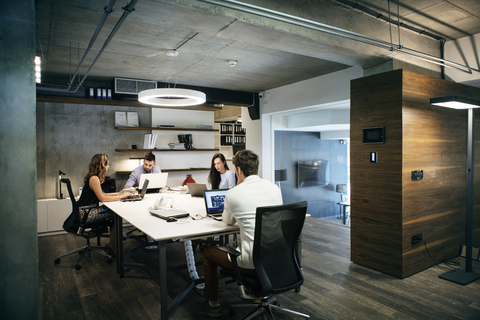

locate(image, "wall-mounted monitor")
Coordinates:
363 127 385 144
297 160 330 188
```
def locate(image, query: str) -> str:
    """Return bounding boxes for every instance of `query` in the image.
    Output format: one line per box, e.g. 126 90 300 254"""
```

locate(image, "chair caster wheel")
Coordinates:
75 264 81 270
54 258 60 264
229 308 237 316
295 286 301 293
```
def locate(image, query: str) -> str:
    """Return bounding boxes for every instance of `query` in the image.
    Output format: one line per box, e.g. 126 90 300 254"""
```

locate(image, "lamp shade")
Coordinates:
336 184 347 193
430 96 480 109
138 88 206 107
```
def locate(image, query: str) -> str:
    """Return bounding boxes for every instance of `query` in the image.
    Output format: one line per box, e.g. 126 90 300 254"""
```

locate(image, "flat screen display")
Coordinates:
297 160 330 188
363 127 385 144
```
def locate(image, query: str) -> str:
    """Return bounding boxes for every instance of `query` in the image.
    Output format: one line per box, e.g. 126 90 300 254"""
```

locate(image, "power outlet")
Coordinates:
412 233 423 245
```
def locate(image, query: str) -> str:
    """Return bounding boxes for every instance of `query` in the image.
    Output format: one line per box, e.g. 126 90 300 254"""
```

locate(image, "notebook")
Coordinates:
203 189 228 218
187 183 207 197
139 172 168 189
122 179 149 201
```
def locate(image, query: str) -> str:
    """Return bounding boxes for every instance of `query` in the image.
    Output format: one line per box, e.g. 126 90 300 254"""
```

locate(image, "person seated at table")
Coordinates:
191 150 283 317
77 154 132 257
124 152 161 189
207 153 236 190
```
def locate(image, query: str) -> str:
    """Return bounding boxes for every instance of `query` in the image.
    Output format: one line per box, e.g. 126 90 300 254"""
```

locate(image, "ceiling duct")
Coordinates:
114 78 157 95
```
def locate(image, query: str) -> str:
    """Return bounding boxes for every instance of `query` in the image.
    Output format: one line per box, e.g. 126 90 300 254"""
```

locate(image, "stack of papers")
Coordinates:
144 134 158 149
168 143 186 150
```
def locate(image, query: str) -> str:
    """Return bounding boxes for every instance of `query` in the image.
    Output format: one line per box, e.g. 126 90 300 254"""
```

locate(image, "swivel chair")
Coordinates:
54 178 112 270
219 201 309 319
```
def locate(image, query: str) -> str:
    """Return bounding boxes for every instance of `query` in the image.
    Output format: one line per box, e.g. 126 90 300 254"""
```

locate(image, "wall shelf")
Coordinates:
115 148 219 152
36 95 222 111
115 126 217 132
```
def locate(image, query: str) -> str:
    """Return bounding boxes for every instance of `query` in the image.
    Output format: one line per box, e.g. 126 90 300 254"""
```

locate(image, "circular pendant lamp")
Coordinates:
138 88 206 107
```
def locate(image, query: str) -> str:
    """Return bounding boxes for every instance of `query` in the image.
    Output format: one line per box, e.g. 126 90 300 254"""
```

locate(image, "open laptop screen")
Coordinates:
139 172 168 189
203 189 228 215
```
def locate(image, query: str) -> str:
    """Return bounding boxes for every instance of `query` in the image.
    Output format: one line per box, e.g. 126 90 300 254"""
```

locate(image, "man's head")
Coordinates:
232 149 258 181
143 152 156 173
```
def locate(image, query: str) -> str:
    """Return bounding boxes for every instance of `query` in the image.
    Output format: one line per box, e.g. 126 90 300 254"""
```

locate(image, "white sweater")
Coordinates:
222 175 283 269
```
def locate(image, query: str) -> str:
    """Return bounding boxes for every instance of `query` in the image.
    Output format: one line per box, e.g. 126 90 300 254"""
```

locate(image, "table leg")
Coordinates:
159 240 168 320
115 214 124 277
342 205 346 225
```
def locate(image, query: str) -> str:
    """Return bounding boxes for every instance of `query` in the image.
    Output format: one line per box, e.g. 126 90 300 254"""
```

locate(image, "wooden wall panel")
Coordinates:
351 69 480 278
350 70 404 278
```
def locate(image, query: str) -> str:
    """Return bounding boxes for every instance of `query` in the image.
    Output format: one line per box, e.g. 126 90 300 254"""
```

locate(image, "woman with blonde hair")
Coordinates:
77 154 132 256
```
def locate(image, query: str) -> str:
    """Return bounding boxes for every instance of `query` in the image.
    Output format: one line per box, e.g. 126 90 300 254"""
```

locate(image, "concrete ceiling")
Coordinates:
36 0 480 93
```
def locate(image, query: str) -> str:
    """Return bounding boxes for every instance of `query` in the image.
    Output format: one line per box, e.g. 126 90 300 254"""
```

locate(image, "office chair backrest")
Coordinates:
253 201 307 296
61 178 81 234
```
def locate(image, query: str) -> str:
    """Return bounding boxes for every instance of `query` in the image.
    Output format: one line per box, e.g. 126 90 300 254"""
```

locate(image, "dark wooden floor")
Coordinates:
39 219 480 320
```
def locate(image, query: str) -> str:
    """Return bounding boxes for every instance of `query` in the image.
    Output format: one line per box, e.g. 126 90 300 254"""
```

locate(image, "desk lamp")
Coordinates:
430 96 480 285
336 184 347 202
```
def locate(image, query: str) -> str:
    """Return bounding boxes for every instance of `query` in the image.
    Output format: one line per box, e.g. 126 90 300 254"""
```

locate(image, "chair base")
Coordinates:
230 297 309 320
54 239 112 270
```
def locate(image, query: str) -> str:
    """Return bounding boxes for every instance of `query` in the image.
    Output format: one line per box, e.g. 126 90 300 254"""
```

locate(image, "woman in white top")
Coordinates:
207 153 236 189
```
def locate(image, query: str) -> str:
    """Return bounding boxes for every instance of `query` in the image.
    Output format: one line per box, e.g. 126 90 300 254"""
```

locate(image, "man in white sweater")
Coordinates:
192 150 283 317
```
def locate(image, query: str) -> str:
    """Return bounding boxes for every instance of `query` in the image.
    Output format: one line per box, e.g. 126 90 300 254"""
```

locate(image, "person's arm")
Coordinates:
124 167 140 188
222 193 236 226
226 171 236 189
89 176 131 202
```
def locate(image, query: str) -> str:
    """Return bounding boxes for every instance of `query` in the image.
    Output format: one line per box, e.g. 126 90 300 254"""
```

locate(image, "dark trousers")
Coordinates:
203 246 257 301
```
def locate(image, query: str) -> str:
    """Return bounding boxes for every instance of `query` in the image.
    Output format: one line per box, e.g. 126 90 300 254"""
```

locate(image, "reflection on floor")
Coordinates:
318 214 350 226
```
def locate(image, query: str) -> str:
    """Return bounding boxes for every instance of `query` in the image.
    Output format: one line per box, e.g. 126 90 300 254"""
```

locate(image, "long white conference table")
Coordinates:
104 192 239 319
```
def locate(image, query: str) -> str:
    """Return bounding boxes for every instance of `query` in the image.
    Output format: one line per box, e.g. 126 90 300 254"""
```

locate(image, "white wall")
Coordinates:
260 67 363 181
151 108 215 187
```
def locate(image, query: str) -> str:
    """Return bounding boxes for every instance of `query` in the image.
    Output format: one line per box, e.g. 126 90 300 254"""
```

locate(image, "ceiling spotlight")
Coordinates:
229 60 237 67
166 49 179 57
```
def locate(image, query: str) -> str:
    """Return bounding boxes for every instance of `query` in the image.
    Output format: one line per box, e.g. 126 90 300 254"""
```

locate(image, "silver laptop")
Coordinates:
122 179 149 201
203 189 228 218
187 183 207 197
139 172 168 189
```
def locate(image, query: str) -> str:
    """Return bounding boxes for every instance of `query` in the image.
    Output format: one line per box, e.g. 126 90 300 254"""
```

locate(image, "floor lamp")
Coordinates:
430 96 480 285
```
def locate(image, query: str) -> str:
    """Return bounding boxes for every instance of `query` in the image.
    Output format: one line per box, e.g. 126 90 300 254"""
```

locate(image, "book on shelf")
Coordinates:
143 134 158 149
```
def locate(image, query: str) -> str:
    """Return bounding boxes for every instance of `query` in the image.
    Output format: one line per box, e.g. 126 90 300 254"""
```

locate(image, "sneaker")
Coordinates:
145 245 158 250
191 300 222 317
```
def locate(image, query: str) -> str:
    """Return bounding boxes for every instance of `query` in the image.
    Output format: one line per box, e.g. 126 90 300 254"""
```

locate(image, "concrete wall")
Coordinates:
37 103 152 199
0 0 38 318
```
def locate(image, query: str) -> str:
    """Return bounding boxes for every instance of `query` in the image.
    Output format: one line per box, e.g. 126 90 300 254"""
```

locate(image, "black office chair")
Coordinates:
219 201 310 319
54 178 112 270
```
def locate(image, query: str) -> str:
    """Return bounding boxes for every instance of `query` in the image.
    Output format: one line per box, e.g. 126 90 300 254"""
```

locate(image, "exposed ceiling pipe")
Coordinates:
37 0 138 93
196 0 479 74
66 0 117 90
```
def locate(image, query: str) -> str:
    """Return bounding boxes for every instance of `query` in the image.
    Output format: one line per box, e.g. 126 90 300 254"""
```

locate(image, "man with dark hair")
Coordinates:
124 152 161 188
192 149 283 317
124 152 162 248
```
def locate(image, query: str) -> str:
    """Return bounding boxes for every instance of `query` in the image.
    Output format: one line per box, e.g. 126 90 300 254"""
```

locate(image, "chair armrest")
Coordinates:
217 245 240 257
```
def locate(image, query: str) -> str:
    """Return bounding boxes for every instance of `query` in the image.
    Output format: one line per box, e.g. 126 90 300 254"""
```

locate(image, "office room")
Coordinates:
2 0 480 319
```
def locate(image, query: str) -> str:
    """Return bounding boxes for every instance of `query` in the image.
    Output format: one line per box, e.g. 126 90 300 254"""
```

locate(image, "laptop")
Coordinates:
187 183 207 197
122 179 149 201
203 189 228 219
139 172 168 189
149 208 189 220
